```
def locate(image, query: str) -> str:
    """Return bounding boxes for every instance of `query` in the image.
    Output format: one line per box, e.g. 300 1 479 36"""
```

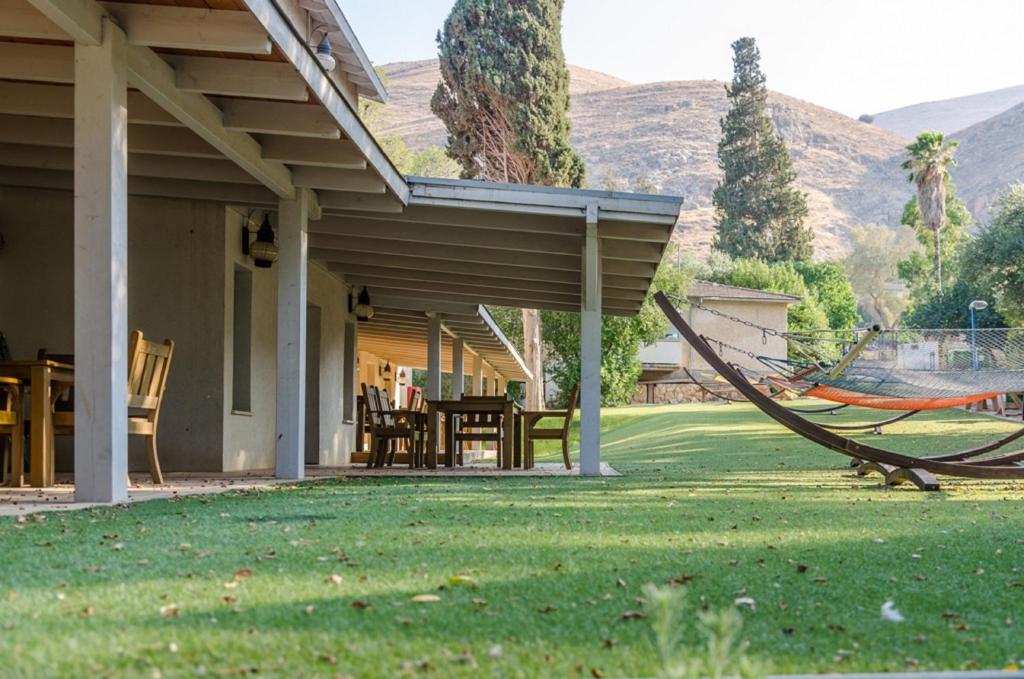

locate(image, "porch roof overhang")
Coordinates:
316 177 684 318
356 306 531 382
1 0 684 320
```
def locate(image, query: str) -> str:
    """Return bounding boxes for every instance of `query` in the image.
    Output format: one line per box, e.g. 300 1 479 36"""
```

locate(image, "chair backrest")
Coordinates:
562 384 580 436
37 349 75 365
378 388 396 426
361 383 383 428
461 410 502 428
126 330 174 420
0 377 19 426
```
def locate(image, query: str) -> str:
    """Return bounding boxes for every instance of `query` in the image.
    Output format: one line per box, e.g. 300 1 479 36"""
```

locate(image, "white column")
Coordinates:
580 204 602 476
426 314 442 400
74 18 129 503
470 354 483 395
275 189 311 479
451 338 465 398
483 364 494 396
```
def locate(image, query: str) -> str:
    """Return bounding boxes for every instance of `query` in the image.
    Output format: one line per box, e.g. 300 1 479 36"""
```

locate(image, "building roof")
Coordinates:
688 280 801 304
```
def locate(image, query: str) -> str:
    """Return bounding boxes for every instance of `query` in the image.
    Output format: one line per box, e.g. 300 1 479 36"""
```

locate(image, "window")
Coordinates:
232 265 253 413
342 320 357 423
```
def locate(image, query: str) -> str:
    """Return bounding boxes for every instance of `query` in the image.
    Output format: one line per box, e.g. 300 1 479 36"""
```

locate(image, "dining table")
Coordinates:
426 397 524 470
0 359 74 487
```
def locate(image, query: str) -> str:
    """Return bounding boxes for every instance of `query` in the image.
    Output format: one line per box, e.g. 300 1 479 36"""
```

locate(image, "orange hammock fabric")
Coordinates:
803 384 999 411
763 375 998 411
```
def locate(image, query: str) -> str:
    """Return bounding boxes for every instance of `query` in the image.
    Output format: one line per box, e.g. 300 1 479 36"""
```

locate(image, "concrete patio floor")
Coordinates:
0 462 620 517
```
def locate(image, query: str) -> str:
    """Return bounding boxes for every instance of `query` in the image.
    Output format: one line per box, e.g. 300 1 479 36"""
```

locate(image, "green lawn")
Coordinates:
2 402 1024 678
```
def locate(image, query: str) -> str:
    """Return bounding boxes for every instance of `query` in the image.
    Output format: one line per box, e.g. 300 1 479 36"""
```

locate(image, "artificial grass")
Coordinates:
1 402 1023 678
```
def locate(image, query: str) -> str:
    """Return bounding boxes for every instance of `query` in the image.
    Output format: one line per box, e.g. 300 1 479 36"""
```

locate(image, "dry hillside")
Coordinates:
950 101 1024 221
378 59 912 260
871 84 1024 139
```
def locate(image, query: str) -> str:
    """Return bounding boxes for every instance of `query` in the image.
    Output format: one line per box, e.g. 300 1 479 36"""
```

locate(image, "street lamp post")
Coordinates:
968 300 989 370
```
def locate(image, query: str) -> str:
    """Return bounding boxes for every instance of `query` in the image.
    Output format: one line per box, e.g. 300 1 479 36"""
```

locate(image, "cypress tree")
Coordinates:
431 0 585 188
713 37 812 262
432 0 585 410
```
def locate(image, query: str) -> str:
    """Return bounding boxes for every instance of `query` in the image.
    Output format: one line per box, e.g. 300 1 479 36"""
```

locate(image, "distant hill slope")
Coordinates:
378 60 913 259
871 84 1024 138
951 101 1024 221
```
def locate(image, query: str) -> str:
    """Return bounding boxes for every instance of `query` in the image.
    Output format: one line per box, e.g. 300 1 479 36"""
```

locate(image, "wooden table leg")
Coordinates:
513 412 523 469
502 402 514 471
444 411 455 467
9 387 25 487
29 365 54 487
426 403 438 469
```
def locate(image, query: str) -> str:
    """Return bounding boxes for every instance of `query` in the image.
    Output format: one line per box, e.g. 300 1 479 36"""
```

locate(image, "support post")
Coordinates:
483 364 494 395
470 354 483 396
74 18 129 503
497 375 507 398
275 189 311 479
426 314 442 401
451 337 464 398
579 204 602 476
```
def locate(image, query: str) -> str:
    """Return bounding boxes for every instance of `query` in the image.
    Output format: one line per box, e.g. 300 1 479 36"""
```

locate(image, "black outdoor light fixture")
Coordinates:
349 286 375 322
242 212 279 268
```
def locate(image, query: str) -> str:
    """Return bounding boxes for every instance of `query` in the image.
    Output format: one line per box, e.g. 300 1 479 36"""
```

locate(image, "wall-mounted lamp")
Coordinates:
241 213 278 268
397 368 407 386
382 361 392 386
314 33 337 72
349 286 374 322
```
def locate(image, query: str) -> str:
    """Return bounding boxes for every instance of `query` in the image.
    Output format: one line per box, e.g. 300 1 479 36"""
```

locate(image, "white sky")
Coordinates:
344 0 1024 117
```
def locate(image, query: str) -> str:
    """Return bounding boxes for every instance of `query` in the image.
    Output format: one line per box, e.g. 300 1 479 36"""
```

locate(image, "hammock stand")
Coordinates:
656 292 1024 491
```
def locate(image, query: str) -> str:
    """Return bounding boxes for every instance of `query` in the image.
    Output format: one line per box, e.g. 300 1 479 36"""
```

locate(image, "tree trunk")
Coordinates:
933 224 943 292
522 308 544 409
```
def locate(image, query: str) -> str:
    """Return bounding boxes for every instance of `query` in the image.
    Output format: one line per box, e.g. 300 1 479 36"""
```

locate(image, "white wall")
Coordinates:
0 187 357 474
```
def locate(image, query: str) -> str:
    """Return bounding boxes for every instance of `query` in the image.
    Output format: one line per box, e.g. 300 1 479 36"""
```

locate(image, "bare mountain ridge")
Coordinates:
378 60 913 258
871 84 1024 139
950 101 1024 221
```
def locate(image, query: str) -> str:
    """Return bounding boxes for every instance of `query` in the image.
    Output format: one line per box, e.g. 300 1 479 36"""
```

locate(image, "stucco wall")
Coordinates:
221 207 277 472
684 300 789 372
0 186 226 471
307 261 355 466
0 188 356 474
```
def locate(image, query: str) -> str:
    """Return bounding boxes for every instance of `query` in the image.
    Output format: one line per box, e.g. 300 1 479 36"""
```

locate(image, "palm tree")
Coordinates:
902 132 958 292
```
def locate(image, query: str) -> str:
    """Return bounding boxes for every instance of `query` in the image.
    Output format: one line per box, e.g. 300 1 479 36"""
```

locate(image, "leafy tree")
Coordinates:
712 37 812 263
432 0 585 409
902 278 1005 329
961 183 1024 325
793 261 860 330
844 223 919 328
379 135 460 178
542 257 692 407
896 191 970 303
431 0 585 187
901 132 958 291
720 259 829 334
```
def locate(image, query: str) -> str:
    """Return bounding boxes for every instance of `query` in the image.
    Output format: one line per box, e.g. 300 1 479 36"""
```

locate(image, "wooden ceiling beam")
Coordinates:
9 2 272 53
167 56 307 101
259 135 367 169
308 236 580 271
292 166 386 193
218 99 340 139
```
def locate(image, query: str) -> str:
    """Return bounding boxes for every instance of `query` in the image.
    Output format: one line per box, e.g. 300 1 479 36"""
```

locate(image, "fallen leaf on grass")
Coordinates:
234 568 252 581
471 598 488 608
734 597 756 610
449 575 478 588
318 653 337 665
620 610 646 620
412 594 441 604
222 596 237 605
325 574 343 585
536 605 557 614
79 606 95 617
350 600 370 610
159 604 179 618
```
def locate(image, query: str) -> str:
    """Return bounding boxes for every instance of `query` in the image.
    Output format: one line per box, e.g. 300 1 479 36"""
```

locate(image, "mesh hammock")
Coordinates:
676 295 1024 410
806 327 1024 400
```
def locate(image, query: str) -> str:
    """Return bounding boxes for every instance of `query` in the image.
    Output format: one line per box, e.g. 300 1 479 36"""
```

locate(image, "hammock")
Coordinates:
655 292 1024 491
686 297 1024 409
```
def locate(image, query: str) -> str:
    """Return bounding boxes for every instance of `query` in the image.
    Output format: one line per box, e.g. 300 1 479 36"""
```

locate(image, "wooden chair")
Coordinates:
360 384 415 468
453 410 503 466
36 331 174 485
524 385 579 470
0 377 24 486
